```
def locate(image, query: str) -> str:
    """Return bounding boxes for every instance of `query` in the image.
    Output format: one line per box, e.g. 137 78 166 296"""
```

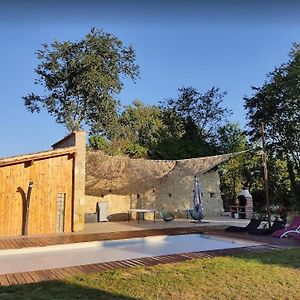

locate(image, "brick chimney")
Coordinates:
239 186 253 219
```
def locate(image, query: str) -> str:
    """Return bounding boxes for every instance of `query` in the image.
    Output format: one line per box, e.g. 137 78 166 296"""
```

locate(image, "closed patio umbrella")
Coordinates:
191 176 204 222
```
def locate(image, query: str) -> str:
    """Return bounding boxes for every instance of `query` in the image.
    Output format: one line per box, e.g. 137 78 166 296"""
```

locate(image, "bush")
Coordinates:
124 142 148 158
89 135 110 151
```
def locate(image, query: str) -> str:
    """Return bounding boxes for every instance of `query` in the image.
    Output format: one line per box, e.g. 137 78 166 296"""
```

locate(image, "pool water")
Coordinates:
0 234 258 274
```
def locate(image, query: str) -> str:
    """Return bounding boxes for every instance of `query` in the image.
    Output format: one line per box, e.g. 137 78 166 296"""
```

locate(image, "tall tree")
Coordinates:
117 99 164 147
90 86 231 160
214 123 247 154
244 43 300 205
155 86 230 159
161 86 231 140
23 28 139 133
89 100 165 158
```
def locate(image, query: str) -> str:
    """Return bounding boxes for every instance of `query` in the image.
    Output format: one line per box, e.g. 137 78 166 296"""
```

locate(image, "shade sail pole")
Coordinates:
261 122 271 228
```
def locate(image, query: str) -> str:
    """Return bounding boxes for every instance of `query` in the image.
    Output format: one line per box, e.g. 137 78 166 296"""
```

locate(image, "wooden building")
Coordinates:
0 131 86 237
0 148 76 236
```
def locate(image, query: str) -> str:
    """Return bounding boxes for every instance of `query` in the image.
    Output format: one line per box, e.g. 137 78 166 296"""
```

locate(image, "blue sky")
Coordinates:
0 0 300 157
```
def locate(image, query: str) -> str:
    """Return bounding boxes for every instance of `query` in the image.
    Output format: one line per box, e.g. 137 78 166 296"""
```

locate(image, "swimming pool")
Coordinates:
0 234 259 275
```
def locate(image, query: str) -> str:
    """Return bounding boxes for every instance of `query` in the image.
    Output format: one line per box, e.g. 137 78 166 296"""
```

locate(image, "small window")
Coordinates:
209 193 216 198
56 193 66 233
168 193 172 197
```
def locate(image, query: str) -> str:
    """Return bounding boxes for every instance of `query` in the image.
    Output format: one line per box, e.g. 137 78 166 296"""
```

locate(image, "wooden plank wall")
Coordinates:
0 155 74 236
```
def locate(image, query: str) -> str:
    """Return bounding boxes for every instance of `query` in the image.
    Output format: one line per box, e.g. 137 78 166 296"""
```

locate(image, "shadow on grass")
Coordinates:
227 247 300 269
0 280 138 300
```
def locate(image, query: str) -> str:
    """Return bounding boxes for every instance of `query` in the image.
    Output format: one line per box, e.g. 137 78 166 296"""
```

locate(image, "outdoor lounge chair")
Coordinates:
160 210 175 222
248 219 285 236
225 218 261 232
271 216 300 238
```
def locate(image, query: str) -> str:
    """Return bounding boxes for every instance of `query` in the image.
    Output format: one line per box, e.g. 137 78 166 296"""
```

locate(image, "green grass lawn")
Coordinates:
0 248 300 300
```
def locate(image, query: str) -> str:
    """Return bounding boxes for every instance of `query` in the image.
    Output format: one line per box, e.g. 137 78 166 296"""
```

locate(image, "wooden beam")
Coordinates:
68 152 76 160
0 147 77 167
24 160 34 168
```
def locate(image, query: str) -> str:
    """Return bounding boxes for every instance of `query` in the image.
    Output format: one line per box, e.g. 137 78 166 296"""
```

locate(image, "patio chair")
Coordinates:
225 218 261 232
249 219 285 236
160 210 175 222
189 209 204 221
271 216 300 238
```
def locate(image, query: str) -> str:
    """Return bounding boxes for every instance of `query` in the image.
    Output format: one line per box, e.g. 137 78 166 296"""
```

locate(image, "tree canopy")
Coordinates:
89 86 232 160
89 100 164 158
244 43 300 206
161 86 230 140
23 28 139 132
151 86 231 159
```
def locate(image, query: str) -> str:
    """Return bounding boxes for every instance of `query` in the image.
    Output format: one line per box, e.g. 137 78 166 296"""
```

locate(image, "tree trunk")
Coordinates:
286 159 300 207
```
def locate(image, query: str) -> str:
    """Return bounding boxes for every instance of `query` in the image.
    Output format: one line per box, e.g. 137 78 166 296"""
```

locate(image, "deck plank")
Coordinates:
62 266 84 276
0 275 10 286
13 273 27 285
47 268 68 279
20 272 36 284
27 271 48 283
6 274 18 286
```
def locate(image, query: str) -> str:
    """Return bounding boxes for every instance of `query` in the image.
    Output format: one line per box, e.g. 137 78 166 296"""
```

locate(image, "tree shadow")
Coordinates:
0 280 138 300
224 246 300 270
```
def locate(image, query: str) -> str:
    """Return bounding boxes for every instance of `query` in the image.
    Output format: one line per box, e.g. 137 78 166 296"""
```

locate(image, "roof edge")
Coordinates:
51 132 74 148
51 130 86 148
0 147 77 167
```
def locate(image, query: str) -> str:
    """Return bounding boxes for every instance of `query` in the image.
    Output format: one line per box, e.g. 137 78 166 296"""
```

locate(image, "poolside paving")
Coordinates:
0 219 299 286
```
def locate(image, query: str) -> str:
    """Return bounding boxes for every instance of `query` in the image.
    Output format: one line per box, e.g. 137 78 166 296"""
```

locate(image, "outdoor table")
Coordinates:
185 208 194 219
229 206 246 219
127 209 157 223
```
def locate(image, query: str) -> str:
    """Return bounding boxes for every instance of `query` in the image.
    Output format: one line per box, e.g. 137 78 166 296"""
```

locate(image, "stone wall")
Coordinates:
132 171 222 218
82 170 223 220
84 151 236 220
84 194 131 219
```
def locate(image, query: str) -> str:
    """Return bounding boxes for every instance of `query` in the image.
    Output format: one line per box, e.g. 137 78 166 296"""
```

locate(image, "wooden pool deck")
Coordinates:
0 225 299 286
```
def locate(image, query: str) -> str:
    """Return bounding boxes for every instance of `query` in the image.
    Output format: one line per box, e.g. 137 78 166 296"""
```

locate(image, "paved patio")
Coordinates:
83 216 250 233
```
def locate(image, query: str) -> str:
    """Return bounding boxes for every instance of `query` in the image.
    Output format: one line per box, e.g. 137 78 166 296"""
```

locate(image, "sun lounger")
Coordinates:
249 219 285 236
271 216 300 238
225 218 261 232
